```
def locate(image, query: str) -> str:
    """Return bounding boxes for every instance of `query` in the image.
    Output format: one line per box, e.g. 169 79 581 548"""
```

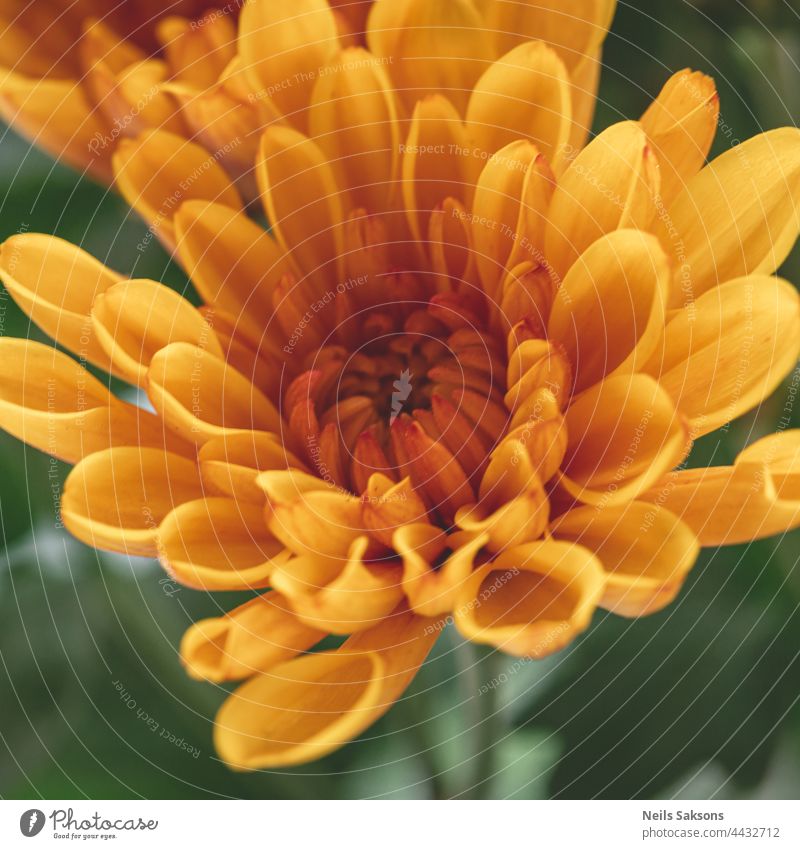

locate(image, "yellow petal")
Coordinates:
645 276 800 437
309 47 400 211
665 127 800 306
367 0 491 114
199 431 309 503
552 501 700 617
640 69 719 206
181 592 325 682
470 140 551 299
401 95 472 247
257 125 345 281
0 338 187 463
566 48 601 156
361 474 429 547
113 130 243 251
61 447 204 556
215 610 438 769
272 536 404 634
174 200 292 340
258 469 368 559
485 0 616 72
0 233 122 373
544 121 660 279
91 279 223 385
158 497 284 590
466 41 571 167
548 229 671 393
643 430 800 546
560 373 689 506
456 439 550 551
156 14 237 88
453 539 605 657
147 342 282 445
0 74 112 182
239 0 339 130
394 525 488 617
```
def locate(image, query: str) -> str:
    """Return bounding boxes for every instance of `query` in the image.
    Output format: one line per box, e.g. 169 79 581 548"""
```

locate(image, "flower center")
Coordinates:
280 286 512 514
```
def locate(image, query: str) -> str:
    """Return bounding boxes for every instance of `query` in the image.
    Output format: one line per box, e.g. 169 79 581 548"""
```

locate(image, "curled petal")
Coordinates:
147 342 282 445
214 609 439 769
92 279 223 385
644 276 800 437
547 229 671 393
113 130 243 251
361 474 429 547
552 501 700 617
453 540 606 657
466 41 572 167
258 469 369 559
61 447 204 556
642 430 800 546
271 536 404 634
560 373 690 506
544 121 660 279
181 592 325 682
394 524 488 617
640 69 719 206
456 439 550 551
158 497 284 590
199 431 309 503
174 201 293 340
665 127 800 306
0 234 122 373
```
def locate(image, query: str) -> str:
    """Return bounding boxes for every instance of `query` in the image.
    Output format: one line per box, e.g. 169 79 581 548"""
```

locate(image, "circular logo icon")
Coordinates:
19 810 46 837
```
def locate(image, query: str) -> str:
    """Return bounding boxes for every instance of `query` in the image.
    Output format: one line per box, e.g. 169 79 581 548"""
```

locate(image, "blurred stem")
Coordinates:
455 637 504 799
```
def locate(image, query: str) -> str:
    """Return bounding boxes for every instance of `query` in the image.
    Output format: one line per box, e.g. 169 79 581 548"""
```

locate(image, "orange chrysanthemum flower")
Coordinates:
0 1 245 182
2 13 800 772
0 0 609 203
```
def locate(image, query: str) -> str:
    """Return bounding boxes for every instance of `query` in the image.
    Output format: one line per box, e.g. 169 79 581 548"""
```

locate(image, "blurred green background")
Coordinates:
1 0 800 800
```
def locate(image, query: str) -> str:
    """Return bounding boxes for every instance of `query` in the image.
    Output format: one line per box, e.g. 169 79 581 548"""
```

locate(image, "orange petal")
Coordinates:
61 447 204 556
0 233 122 374
453 539 606 657
560 373 689 506
547 229 671 393
0 339 187 463
664 127 800 306
158 497 284 590
113 130 243 251
640 69 719 206
645 275 800 437
544 121 660 279
181 592 325 682
271 536 404 634
215 609 439 769
147 342 282 445
92 279 223 385
552 501 700 617
642 430 800 546
466 41 571 167
199 431 309 503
